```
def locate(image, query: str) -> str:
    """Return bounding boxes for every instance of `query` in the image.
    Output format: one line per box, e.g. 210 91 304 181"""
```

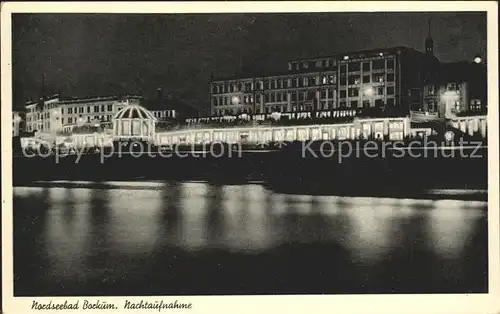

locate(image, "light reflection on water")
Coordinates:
13 181 487 293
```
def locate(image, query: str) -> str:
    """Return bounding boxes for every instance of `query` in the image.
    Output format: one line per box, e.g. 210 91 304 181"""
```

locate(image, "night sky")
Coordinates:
12 12 486 114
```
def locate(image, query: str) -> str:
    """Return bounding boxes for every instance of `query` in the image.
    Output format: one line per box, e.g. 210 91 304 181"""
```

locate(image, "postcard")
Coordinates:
2 2 499 314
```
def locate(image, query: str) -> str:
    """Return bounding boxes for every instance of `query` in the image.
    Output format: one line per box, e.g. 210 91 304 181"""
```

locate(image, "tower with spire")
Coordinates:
425 18 434 56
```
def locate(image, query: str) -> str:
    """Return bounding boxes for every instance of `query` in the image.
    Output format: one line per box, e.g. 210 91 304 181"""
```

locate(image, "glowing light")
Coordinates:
473 56 482 64
343 55 349 60
445 131 454 142
363 87 374 97
231 96 240 105
440 90 459 101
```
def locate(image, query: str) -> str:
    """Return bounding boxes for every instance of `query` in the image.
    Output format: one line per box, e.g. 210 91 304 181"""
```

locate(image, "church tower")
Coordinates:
425 19 434 56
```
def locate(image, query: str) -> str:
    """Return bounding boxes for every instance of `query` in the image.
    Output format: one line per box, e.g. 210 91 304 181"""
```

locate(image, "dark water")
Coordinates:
13 181 488 296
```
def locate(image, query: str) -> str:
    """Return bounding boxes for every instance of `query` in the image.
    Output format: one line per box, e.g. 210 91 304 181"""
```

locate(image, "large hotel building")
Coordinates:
210 45 439 117
23 93 192 135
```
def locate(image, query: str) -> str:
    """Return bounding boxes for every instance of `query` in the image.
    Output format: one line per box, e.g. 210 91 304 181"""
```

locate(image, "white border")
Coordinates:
2 2 499 314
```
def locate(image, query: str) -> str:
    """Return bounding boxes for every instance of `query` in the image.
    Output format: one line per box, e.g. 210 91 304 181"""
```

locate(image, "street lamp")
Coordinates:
473 56 482 64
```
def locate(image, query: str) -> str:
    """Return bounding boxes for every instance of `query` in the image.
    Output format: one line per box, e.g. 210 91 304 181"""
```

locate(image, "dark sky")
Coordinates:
12 12 486 113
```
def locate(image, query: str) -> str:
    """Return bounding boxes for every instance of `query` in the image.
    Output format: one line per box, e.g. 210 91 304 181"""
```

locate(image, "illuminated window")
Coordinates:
348 75 360 85
372 74 385 83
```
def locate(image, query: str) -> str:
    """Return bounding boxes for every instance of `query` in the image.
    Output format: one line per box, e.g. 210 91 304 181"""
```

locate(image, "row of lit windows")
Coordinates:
212 88 343 107
214 104 318 116
64 104 114 115
213 99 376 116
62 115 113 125
338 98 396 108
289 59 335 71
212 59 395 94
339 86 395 98
151 110 176 118
43 102 59 111
339 73 395 85
213 72 394 94
212 75 337 94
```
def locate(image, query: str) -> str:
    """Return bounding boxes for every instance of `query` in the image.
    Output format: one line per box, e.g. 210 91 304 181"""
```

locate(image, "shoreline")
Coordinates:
12 147 488 201
13 179 488 202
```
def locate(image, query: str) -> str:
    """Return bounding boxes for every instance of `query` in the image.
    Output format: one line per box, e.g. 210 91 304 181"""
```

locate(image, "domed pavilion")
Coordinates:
112 104 157 142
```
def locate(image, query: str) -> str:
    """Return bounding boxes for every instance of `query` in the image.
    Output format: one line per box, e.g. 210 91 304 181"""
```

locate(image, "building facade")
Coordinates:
12 111 24 137
156 116 411 146
421 61 487 119
23 92 197 135
24 94 143 134
210 46 437 118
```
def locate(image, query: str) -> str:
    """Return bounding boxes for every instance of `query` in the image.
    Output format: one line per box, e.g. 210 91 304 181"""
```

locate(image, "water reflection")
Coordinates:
108 188 162 253
44 188 91 278
426 200 485 260
180 182 210 250
13 182 488 295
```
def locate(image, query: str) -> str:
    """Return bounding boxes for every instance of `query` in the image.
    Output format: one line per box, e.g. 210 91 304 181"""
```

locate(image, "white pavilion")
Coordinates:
112 104 157 142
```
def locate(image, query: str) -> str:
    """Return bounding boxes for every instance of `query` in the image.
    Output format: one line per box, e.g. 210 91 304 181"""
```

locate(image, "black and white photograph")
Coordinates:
2 2 499 314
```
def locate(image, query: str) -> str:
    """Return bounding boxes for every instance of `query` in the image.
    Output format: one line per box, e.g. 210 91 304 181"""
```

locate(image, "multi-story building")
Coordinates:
12 111 24 137
25 94 61 133
438 61 486 119
24 94 143 134
210 46 437 118
23 92 195 135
